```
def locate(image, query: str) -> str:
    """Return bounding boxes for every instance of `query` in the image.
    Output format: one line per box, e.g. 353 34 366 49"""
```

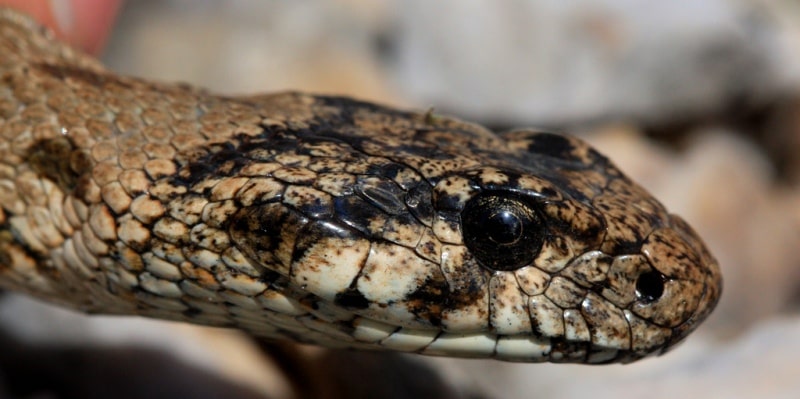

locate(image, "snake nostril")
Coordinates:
636 270 665 303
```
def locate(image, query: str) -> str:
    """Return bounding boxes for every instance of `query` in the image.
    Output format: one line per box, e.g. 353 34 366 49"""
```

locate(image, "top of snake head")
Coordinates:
0 8 721 364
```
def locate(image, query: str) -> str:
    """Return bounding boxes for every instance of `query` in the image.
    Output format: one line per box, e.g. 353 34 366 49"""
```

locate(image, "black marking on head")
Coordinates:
291 220 358 263
612 240 644 255
334 288 370 310
166 125 333 193
315 95 415 122
258 269 284 286
333 195 386 238
524 133 577 159
230 203 307 269
365 162 402 180
515 132 613 171
173 138 255 187
432 190 465 213
355 176 406 215
404 273 449 327
405 184 434 226
440 257 489 311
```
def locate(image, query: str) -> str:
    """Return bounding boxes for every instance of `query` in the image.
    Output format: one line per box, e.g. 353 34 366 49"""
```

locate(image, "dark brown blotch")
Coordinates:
25 136 92 192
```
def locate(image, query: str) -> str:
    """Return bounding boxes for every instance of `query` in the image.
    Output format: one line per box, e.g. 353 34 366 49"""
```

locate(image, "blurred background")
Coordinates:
2 0 799 398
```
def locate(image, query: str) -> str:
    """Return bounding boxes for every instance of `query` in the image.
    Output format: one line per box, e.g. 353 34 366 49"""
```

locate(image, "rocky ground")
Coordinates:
2 1 798 398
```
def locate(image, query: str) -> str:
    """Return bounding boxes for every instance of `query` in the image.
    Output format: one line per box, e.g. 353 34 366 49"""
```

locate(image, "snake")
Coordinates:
0 7 721 364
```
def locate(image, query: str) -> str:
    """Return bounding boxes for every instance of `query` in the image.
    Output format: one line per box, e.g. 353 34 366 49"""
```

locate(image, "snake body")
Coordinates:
0 8 721 363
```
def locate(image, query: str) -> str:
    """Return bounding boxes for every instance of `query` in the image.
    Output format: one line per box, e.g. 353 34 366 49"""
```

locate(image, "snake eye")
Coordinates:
486 210 523 245
461 192 544 271
635 270 665 303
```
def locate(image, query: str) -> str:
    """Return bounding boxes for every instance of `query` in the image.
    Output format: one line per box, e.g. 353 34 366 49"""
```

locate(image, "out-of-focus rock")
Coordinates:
390 0 800 125
761 96 800 183
103 0 402 104
0 295 289 398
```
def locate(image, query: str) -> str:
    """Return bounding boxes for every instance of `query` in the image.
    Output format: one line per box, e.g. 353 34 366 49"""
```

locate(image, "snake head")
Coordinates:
224 97 721 364
0 9 720 365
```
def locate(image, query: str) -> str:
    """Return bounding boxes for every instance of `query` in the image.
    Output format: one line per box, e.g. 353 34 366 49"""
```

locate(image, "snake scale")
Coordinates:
0 7 721 364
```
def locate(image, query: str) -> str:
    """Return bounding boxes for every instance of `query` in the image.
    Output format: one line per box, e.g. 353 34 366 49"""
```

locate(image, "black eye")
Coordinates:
461 192 544 271
486 210 523 244
635 270 665 303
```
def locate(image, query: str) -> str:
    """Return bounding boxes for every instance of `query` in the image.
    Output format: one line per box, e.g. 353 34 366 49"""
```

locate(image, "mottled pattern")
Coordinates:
0 8 721 363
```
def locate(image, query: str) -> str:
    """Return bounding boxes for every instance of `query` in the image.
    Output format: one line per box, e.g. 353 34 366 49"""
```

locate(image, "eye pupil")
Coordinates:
461 191 544 271
486 211 522 244
636 271 665 303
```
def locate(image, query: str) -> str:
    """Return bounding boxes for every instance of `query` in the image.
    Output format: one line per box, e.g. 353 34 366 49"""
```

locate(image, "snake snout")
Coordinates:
621 214 722 357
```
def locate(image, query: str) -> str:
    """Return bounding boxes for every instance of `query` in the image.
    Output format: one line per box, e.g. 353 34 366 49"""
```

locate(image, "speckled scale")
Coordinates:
0 8 722 364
